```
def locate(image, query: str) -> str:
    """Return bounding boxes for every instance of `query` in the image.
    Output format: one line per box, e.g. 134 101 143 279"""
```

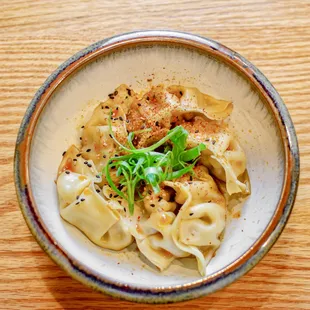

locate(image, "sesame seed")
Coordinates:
62 151 66 156
114 194 119 198
116 107 119 110
76 195 79 199
189 213 194 216
114 90 118 96
75 202 80 205
96 175 100 178
190 175 193 181
65 171 70 174
138 103 141 106
81 125 84 128
205 138 210 142
105 106 109 109
123 207 126 212
127 88 132 96
108 94 114 99
126 119 130 123
76 153 81 157
114 117 119 121
96 189 100 193
212 140 216 145
87 163 92 168
158 197 163 202
180 91 183 96
73 158 77 161
84 161 88 164
146 96 149 100
150 204 155 207
155 121 159 126
109 134 112 138
109 194 112 198
81 198 85 202
119 116 123 121
86 149 91 152
195 130 199 133
79 137 82 140
103 155 106 158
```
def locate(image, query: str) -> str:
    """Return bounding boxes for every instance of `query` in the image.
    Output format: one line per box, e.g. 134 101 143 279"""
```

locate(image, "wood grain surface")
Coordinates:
1 0 310 309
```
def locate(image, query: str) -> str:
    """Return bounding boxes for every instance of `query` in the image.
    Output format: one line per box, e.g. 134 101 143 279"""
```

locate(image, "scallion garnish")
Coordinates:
104 111 206 215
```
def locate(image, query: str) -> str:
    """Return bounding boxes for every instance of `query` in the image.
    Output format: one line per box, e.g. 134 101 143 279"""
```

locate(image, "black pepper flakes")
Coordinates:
62 151 66 156
86 148 91 152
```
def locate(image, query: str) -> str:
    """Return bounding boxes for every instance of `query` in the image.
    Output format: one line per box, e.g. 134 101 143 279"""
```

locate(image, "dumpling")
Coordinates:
58 145 102 182
165 179 226 276
126 85 179 147
80 85 134 171
167 85 233 121
179 116 248 195
136 211 189 271
60 182 121 247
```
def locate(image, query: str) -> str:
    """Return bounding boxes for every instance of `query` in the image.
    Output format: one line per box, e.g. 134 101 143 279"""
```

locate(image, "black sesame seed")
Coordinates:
109 194 112 198
180 91 183 96
81 125 84 128
65 171 70 174
96 175 100 178
116 107 119 110
76 195 79 200
123 207 126 212
212 140 216 145
189 213 194 216
62 151 66 156
75 202 80 205
114 154 119 157
126 119 130 123
148 190 152 195
96 189 100 193
114 90 118 96
127 88 132 96
81 198 85 202
190 175 193 181
79 137 82 140
76 153 81 157
119 116 123 121
205 138 210 142
195 130 199 133
208 200 212 203
137 103 141 106
101 106 104 109
114 117 119 121
150 204 155 208
84 161 88 164
87 163 92 168
105 106 109 109
103 155 106 158
158 197 163 202
86 148 91 152
109 134 112 138
73 158 77 162
146 96 149 100
108 94 114 99
114 194 119 198
155 121 159 126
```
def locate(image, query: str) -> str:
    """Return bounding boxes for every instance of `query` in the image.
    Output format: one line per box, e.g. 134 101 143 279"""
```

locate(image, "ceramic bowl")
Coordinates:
15 30 299 303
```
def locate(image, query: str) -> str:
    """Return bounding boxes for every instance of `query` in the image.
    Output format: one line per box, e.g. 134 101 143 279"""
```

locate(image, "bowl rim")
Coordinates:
14 30 300 303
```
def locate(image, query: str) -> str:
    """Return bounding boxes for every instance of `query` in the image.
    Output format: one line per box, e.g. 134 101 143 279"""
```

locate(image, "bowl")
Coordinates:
14 30 299 303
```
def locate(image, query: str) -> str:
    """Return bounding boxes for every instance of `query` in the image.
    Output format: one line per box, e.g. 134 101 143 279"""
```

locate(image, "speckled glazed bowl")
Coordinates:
15 30 299 303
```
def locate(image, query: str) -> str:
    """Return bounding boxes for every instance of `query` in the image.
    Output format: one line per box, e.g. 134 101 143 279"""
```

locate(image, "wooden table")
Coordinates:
1 1 309 309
